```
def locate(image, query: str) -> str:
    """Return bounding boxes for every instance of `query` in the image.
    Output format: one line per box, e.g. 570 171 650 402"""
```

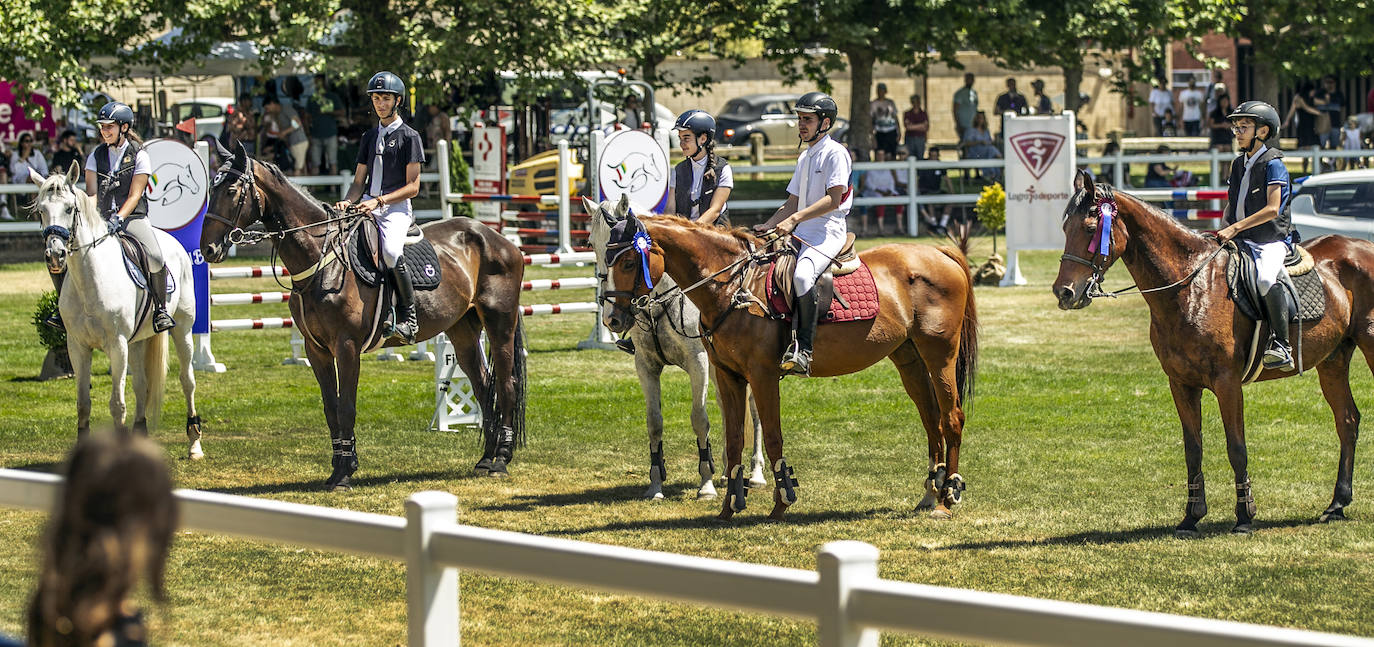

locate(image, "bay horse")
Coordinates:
32 164 203 458
1054 169 1374 535
596 208 979 520
201 142 527 489
585 197 767 499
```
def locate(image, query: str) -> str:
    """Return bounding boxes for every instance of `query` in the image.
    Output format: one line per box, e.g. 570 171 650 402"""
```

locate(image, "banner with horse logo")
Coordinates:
144 139 211 336
598 129 668 213
1002 113 1076 286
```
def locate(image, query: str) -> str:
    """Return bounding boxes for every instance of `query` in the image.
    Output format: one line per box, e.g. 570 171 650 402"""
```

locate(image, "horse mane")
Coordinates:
1108 186 1210 243
254 158 333 219
645 213 761 250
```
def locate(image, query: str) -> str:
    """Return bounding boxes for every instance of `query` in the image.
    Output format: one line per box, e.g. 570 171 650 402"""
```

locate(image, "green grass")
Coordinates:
2 235 1373 646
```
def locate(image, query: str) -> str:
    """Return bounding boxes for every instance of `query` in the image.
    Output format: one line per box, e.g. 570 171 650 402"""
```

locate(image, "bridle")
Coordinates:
205 160 271 246
42 184 114 258
1059 190 1120 300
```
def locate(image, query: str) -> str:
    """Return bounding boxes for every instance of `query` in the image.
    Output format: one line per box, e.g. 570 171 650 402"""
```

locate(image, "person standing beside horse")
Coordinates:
752 91 852 377
334 71 425 344
45 102 175 334
1214 101 1295 372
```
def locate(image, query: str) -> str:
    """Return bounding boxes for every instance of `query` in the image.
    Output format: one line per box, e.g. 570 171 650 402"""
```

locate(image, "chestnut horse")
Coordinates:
596 209 978 520
202 142 527 489
1054 169 1374 535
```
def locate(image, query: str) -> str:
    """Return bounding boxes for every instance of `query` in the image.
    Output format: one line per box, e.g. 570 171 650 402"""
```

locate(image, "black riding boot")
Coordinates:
44 270 66 330
389 260 418 344
1261 286 1295 371
149 268 175 332
780 286 820 376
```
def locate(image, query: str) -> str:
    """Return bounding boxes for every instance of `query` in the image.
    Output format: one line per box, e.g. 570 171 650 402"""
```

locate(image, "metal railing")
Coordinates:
2 468 1369 647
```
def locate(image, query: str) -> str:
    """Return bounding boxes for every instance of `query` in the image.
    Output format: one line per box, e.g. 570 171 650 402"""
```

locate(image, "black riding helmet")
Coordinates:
793 92 838 143
367 71 406 97
96 102 135 128
1228 100 1280 144
673 109 715 136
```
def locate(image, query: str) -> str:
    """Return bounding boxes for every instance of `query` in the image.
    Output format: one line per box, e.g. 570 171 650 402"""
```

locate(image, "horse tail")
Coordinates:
938 245 979 415
511 314 527 446
145 332 169 432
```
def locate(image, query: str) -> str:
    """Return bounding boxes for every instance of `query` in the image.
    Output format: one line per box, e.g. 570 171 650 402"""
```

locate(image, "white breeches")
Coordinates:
371 200 413 267
792 232 846 295
1244 239 1288 294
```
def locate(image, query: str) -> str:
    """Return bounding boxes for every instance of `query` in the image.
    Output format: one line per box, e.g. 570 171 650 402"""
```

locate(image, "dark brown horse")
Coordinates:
1054 169 1374 535
595 209 979 520
202 143 527 489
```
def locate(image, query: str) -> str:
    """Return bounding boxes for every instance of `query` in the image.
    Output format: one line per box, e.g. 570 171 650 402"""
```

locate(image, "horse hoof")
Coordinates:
486 460 509 478
1231 523 1255 535
929 506 952 520
715 509 735 522
188 451 205 461
643 489 665 501
1319 510 1347 523
697 491 718 501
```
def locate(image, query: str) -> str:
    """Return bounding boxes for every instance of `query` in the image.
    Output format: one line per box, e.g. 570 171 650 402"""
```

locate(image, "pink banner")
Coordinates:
0 81 58 144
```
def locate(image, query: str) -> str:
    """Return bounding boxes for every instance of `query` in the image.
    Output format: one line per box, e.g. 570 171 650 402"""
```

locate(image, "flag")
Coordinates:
175 117 196 135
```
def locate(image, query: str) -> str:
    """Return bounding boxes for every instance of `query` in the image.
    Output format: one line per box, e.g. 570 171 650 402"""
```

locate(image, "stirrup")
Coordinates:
779 348 811 377
1261 343 1294 371
152 309 176 332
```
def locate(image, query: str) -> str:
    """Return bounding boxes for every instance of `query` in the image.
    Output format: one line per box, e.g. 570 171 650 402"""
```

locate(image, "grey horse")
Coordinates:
586 196 766 499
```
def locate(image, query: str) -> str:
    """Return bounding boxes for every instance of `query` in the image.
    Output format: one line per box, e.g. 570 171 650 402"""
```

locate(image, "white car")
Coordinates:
166 97 236 142
1288 169 1374 242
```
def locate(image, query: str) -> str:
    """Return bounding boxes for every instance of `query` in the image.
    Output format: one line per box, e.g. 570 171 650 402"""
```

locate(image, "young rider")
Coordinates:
50 102 175 332
753 91 852 377
335 71 425 343
1215 100 1294 371
664 109 733 227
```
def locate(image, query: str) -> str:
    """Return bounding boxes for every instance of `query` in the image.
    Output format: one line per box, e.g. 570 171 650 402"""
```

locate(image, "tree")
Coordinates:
759 0 973 158
1225 0 1374 105
604 0 768 96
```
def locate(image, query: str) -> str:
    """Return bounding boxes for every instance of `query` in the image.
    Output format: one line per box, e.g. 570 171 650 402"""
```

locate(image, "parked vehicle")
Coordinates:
714 93 849 146
1288 169 1374 241
166 97 235 142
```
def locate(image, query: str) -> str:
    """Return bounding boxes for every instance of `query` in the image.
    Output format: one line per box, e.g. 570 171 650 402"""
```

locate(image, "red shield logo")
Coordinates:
1008 131 1065 180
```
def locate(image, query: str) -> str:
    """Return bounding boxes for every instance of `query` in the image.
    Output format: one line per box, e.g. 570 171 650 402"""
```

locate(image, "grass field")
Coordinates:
2 234 1372 646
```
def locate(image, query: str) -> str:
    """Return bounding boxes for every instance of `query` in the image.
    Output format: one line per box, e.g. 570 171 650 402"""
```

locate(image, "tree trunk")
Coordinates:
1062 66 1084 113
1250 58 1280 108
846 48 876 160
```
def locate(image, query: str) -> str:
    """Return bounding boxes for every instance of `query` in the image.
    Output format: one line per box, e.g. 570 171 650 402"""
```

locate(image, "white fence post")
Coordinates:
556 140 573 253
437 139 452 219
406 491 459 647
817 541 880 647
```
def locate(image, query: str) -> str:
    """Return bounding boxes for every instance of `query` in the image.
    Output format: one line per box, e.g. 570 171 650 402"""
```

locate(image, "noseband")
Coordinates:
205 161 270 246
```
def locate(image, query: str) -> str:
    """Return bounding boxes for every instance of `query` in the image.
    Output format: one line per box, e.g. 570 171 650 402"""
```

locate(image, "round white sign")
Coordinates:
143 139 208 231
598 129 668 212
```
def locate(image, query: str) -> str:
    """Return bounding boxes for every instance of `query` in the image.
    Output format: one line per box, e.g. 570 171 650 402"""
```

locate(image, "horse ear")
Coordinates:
27 164 46 185
1074 169 1096 201
615 193 631 220
233 141 249 172
214 137 232 162
66 160 81 185
580 197 601 221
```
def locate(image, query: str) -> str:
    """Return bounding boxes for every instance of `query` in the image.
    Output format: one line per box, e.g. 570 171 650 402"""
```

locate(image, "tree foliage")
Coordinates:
603 0 767 96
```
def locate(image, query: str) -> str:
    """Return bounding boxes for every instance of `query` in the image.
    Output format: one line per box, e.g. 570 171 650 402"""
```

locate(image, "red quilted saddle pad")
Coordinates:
767 261 880 323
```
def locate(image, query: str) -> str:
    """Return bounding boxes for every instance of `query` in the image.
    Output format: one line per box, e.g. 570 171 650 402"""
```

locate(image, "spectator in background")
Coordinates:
1030 79 1053 115
425 104 452 151
0 139 11 219
1284 83 1323 173
1339 116 1364 170
621 93 643 130
870 82 900 157
951 73 978 142
1098 140 1131 187
1178 77 1205 136
1209 92 1235 177
1160 108 1179 137
1206 80 1228 118
306 74 344 175
993 77 1028 138
1314 75 1345 150
859 149 903 236
50 130 83 177
263 95 308 175
10 133 48 184
27 433 178 647
225 93 259 156
1148 78 1174 136
959 111 1001 183
902 93 928 161
917 147 955 237
1145 144 1176 188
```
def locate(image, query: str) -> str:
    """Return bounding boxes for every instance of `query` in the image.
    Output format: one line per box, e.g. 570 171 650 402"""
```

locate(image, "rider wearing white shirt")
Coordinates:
754 91 852 376
335 71 425 344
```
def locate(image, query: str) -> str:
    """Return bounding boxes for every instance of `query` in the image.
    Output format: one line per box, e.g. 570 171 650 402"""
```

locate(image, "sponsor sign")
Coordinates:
471 125 505 221
1001 113 1076 286
144 139 211 334
598 129 668 212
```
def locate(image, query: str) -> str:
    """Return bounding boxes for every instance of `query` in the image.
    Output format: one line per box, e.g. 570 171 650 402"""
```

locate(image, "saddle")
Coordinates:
346 220 443 290
1224 241 1324 323
764 233 879 324
117 233 176 295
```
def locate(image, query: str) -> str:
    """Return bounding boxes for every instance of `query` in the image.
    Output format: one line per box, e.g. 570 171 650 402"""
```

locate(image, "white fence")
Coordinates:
2 468 1368 647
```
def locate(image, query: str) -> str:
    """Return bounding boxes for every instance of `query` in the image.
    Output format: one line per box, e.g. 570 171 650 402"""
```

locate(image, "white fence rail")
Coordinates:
2 468 1368 647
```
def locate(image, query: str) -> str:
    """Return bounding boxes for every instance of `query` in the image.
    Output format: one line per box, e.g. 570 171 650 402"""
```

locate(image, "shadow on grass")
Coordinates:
540 507 906 535
476 482 697 511
937 516 1321 551
205 470 459 496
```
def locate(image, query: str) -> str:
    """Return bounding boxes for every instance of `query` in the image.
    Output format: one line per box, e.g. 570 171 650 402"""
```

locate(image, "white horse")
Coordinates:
585 196 766 499
32 164 203 458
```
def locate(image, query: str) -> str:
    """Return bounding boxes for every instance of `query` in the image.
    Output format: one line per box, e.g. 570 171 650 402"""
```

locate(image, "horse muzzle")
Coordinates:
44 245 67 275
1054 283 1093 310
204 241 228 264
604 306 633 334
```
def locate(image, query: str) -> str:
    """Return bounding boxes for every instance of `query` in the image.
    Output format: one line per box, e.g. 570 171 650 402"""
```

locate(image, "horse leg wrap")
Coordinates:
927 463 947 495
727 464 747 512
186 415 203 438
698 443 715 477
474 429 499 474
1235 478 1257 520
326 438 358 490
1184 472 1208 521
487 426 515 476
650 443 667 483
773 458 798 505
941 473 965 506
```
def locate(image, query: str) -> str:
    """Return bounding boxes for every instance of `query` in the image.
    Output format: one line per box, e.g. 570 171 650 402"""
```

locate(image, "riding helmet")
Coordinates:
673 109 716 137
96 101 135 127
793 92 839 123
1228 101 1281 140
367 71 406 97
